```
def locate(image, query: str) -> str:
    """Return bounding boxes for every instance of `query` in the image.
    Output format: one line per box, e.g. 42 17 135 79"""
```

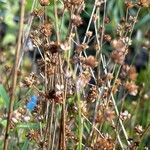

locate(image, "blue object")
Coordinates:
26 95 38 111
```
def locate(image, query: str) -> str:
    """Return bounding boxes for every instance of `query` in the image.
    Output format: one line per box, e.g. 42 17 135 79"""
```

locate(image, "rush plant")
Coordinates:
0 0 150 150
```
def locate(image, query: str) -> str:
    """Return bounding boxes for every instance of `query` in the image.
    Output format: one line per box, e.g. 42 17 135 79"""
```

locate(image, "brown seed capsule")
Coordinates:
95 134 115 149
76 43 89 53
124 81 138 96
80 56 98 68
31 9 44 17
104 34 112 42
111 39 128 65
104 17 110 24
111 39 125 50
40 23 52 37
138 0 150 7
71 14 83 26
48 42 60 54
71 0 84 5
125 1 134 9
134 125 143 135
39 0 50 6
128 66 137 81
86 31 93 37
87 86 98 103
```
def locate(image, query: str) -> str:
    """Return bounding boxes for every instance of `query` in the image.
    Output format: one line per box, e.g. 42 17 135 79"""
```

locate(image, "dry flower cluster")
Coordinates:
0 0 150 150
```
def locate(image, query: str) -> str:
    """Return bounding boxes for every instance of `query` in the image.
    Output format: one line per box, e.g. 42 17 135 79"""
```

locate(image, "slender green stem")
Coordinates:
129 7 141 38
54 0 60 43
77 93 83 150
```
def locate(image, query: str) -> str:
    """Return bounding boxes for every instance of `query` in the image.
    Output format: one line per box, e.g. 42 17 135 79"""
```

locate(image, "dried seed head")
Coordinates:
86 31 93 37
104 109 115 122
143 93 150 100
111 50 127 65
4 65 11 73
96 106 115 123
120 110 131 121
120 64 130 79
11 107 31 127
40 23 52 37
120 65 137 81
111 39 125 50
122 37 132 46
112 79 121 94
76 69 91 91
23 116 31 122
47 90 63 104
71 0 84 5
44 42 60 54
106 73 114 80
71 14 83 26
76 43 89 53
129 141 140 150
64 1 72 11
39 141 48 149
65 125 76 141
98 78 105 87
18 107 27 115
128 66 137 81
81 101 88 116
102 88 110 99
30 30 42 46
98 73 113 86
31 9 44 17
111 39 128 64
96 1 104 7
95 134 115 150
125 81 138 96
92 14 98 22
87 86 98 103
49 42 60 54
80 56 98 68
125 23 132 32
125 1 135 8
26 130 40 141
138 0 150 7
60 41 70 51
23 73 38 87
104 16 110 24
39 0 50 6
134 125 143 135
104 34 112 42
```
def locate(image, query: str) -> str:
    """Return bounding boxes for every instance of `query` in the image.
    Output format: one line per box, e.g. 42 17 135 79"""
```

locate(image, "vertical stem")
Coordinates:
82 0 97 44
47 100 55 150
3 0 25 150
129 7 141 37
77 93 83 150
125 8 128 22
18 0 36 68
58 54 66 150
54 0 60 43
54 0 66 149
100 0 107 47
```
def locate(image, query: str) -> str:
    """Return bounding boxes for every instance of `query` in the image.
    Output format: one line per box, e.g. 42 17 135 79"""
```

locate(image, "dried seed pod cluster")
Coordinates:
39 0 50 6
111 38 128 65
1 0 149 149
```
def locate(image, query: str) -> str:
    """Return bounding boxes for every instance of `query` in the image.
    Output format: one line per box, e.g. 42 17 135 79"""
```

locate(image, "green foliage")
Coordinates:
22 139 30 150
0 0 18 45
0 84 10 110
